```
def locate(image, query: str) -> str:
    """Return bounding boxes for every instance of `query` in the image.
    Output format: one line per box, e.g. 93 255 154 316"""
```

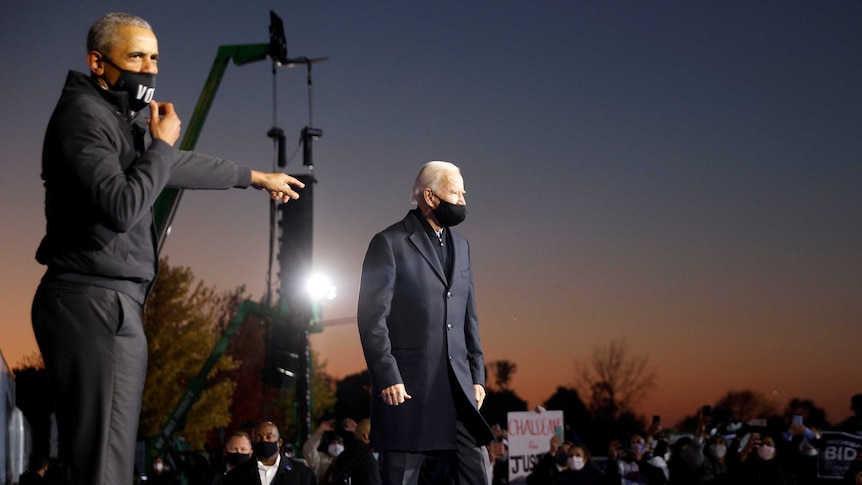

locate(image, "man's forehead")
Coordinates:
228 436 251 446
111 25 158 53
441 172 464 189
255 423 279 437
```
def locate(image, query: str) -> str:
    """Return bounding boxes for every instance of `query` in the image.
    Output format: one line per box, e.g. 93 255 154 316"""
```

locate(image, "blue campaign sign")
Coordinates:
818 431 862 479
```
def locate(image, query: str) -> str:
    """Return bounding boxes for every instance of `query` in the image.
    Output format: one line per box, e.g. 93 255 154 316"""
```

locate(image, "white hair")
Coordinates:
410 161 461 204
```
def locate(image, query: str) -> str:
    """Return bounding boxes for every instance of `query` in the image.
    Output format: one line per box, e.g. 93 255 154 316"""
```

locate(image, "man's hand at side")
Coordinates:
381 384 412 406
474 384 486 409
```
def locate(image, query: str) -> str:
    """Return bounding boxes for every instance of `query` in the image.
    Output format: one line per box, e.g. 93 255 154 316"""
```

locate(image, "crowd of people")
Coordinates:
511 422 811 485
115 418 377 485
131 394 857 485
15 391 862 485
490 395 862 485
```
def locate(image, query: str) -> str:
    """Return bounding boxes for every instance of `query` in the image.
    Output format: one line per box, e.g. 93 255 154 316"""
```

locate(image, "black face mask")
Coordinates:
252 441 279 459
225 452 252 467
100 55 156 112
431 196 466 227
555 449 570 467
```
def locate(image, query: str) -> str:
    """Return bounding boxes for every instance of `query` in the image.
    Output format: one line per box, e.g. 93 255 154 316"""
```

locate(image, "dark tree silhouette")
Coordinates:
576 338 656 422
333 370 372 421
480 358 527 430
543 387 602 451
785 397 828 429
488 360 517 391
481 389 527 430
714 389 779 423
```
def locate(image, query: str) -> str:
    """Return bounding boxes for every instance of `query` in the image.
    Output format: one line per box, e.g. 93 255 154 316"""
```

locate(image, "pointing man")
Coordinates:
31 12 304 485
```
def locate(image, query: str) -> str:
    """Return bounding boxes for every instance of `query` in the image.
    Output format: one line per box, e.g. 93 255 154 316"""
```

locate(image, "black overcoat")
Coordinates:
358 210 492 452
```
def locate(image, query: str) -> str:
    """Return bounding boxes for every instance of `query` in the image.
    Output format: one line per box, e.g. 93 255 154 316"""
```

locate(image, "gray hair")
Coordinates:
87 12 152 54
411 160 460 204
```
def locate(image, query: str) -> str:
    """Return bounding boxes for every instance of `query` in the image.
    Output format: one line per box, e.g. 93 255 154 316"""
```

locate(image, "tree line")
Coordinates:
13 259 842 461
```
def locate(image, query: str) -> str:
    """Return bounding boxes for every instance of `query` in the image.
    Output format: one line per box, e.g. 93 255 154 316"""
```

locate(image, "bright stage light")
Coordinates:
305 273 336 301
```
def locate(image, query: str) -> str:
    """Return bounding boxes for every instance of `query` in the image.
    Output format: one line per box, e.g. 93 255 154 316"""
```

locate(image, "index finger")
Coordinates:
286 176 305 189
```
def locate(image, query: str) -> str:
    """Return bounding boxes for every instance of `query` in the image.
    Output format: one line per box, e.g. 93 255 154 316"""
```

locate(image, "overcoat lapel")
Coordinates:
405 216 448 285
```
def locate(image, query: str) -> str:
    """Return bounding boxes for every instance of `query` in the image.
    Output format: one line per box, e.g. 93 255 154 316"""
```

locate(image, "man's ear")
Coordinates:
423 188 436 207
87 51 105 76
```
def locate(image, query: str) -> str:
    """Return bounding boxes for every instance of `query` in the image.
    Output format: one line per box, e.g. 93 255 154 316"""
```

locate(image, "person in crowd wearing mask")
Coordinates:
149 456 181 485
738 433 797 485
303 418 355 483
327 418 382 485
528 436 571 485
225 432 255 473
31 12 306 485
557 444 602 485
602 433 667 485
698 435 732 485
223 421 314 485
667 408 733 485
202 431 254 485
357 161 494 485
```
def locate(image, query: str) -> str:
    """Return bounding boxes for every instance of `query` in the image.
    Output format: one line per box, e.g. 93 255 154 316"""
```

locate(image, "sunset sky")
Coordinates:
1 1 860 428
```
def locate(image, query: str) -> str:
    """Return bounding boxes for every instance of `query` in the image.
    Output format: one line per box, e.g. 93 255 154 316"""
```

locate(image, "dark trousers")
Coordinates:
379 421 490 485
32 279 148 485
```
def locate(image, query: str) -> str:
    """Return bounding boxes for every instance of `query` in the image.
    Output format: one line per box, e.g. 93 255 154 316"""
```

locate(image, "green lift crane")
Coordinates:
147 11 319 466
153 11 287 251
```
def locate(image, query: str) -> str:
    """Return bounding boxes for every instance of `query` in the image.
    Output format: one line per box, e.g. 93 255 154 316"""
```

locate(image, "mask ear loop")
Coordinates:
100 55 124 71
95 53 120 89
99 54 116 68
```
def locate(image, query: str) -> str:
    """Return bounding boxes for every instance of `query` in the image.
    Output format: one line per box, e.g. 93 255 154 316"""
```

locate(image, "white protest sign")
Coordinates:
507 409 565 485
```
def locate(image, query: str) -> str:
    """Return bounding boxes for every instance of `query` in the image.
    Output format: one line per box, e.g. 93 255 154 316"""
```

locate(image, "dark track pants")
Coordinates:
32 279 147 485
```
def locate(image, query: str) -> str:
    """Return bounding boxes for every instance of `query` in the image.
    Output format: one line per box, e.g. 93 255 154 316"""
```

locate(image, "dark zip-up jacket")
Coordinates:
36 70 252 303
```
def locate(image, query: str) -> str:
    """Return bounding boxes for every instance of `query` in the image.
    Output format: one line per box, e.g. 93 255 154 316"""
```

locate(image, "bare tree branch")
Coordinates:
575 338 657 419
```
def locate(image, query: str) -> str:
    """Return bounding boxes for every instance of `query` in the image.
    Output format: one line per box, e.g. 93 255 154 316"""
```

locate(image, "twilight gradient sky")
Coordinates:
1 1 860 427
